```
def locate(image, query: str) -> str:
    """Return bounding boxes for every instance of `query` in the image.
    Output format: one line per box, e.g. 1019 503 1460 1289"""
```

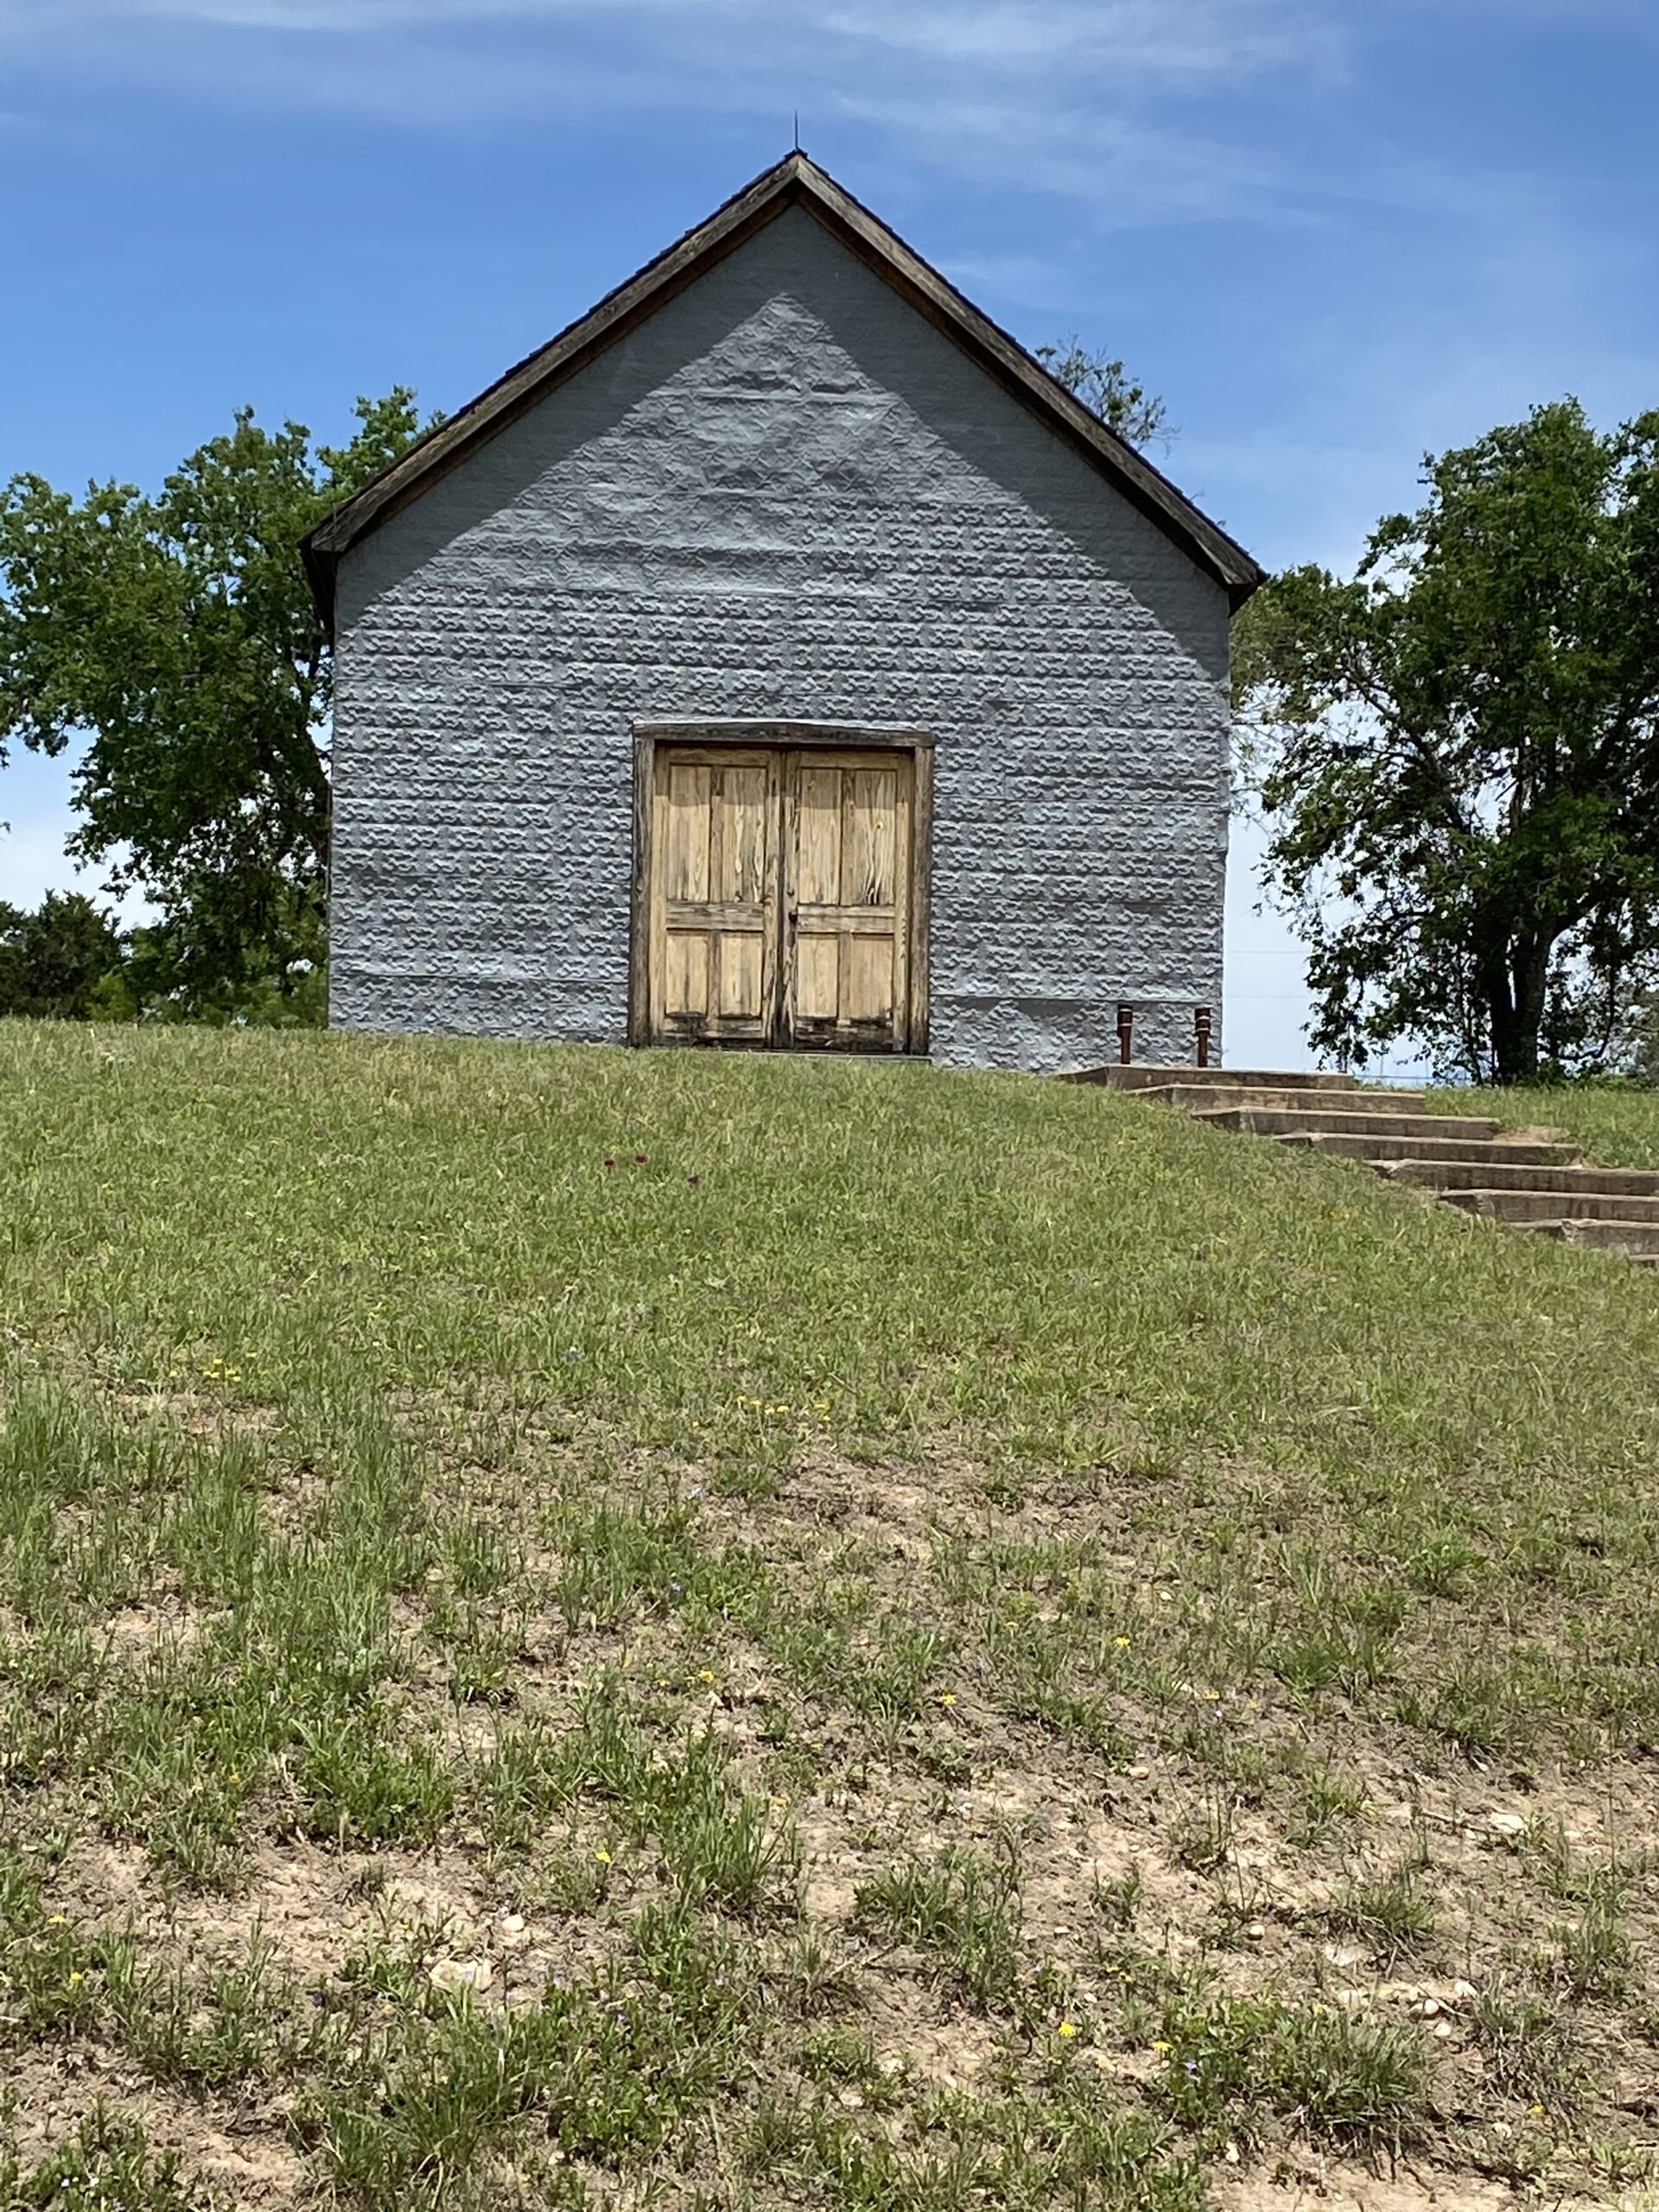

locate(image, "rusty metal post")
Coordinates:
1116 1003 1135 1065
1194 1005 1212 1069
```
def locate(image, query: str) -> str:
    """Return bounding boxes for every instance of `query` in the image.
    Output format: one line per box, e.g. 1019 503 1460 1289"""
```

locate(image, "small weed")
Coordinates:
1400 1531 1489 1599
545 1496 764 1631
650 1733 802 1916
0 1861 138 2041
1285 1754 1367 1847
982 1611 1134 1764
1170 1789 1234 1875
1092 1866 1144 1929
798 2021 907 2109
1472 1978 1586 2111
1553 1869 1634 2000
772 1921 861 2018
474 1714 575 1853
849 1620 957 1727
1583 2139 1657 2190
440 1614 523 1707
1262 1563 1406 1697
1396 1663 1518 1758
854 1846 1023 2012
296 1709 456 1848
1154 1982 1428 2154
525 1843 611 1915
1325 1862 1436 1962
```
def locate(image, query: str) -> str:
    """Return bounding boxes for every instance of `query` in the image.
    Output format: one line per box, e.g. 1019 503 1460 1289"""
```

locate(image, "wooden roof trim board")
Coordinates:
302 153 1266 629
633 718 938 750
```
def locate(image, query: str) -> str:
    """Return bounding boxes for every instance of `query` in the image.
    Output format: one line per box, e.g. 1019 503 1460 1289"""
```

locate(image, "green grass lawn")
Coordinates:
1431 1078 1659 1171
3 1024 1659 2210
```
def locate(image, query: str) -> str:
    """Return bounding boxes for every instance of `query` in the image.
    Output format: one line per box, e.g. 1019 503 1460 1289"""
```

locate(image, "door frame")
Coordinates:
629 719 936 1053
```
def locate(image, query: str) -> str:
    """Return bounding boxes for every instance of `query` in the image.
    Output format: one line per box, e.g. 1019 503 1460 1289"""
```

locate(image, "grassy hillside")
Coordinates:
1431 1079 1659 1171
3 1025 1658 2210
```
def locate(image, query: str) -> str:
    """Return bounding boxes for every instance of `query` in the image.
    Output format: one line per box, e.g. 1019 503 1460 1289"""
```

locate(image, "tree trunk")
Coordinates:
1484 934 1553 1084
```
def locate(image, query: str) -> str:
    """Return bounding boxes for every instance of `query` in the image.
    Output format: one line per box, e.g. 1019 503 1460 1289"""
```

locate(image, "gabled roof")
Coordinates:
302 153 1265 630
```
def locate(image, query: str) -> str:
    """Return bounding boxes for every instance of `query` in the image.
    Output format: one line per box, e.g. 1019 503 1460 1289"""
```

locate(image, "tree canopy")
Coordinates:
0 893 123 1020
1037 340 1171 450
1235 399 1659 1083
0 392 430 1015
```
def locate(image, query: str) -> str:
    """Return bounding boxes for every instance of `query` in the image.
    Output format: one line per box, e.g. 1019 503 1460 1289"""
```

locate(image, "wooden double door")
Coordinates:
639 741 926 1052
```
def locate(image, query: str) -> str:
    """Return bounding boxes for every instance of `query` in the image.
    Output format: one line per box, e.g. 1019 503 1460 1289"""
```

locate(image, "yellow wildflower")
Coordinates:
1151 2038 1172 2054
1112 1636 1132 1649
67 1970 84 1988
938 1692 957 1707
594 1847 613 1866
1057 2020 1077 2040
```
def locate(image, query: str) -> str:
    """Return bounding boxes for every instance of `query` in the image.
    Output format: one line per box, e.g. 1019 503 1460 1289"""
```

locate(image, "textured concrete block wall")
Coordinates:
332 206 1232 1071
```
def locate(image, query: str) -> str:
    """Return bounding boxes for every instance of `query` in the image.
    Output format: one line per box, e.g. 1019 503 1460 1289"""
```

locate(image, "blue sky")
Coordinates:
3 0 1655 1066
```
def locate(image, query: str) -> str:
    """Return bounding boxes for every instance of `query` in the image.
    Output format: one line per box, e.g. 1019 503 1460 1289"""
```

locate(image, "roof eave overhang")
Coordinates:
302 154 1265 637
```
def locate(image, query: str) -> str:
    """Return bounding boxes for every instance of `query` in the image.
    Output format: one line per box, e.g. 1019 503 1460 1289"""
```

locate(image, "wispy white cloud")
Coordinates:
33 0 1630 255
0 0 1338 225
835 85 1290 224
3 0 1646 236
17 0 1336 58
817 0 1342 77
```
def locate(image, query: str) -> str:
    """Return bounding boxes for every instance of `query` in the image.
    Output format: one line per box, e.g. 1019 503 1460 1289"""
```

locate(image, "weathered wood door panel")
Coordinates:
650 747 780 1042
783 751 912 1051
640 734 925 1052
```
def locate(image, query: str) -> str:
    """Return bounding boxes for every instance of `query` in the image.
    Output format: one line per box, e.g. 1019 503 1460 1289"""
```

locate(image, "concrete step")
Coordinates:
1197 1107 1503 1143
1383 1159 1659 1198
1549 1218 1659 1257
1137 1084 1429 1117
1281 1132 1580 1167
1065 1064 1359 1092
1441 1188 1659 1225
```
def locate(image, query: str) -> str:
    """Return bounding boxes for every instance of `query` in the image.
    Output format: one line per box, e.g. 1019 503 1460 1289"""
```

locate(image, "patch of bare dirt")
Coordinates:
7 2050 305 2209
1215 2160 1516 2210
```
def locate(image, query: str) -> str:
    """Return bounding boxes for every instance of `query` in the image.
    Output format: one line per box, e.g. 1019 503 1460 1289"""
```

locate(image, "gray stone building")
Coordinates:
303 155 1262 1071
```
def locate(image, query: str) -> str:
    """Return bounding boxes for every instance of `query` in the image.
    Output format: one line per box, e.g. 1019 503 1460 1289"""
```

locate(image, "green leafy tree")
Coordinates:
0 393 431 1013
0 892 124 1019
1234 400 1659 1083
1037 340 1172 450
